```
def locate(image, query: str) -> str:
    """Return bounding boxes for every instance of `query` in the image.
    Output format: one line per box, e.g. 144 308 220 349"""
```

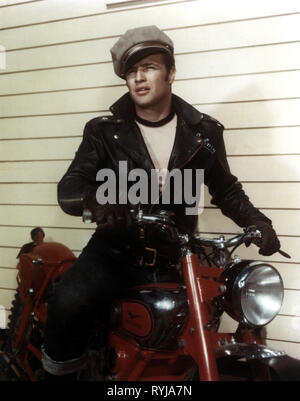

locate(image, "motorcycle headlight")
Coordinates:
221 261 284 327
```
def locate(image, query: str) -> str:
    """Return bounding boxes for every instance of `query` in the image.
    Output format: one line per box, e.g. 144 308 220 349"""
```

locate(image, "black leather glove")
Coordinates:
250 220 281 256
96 204 134 231
85 190 134 235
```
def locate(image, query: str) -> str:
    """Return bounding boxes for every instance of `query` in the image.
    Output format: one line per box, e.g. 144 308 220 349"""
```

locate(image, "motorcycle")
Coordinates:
1 210 300 381
0 242 76 381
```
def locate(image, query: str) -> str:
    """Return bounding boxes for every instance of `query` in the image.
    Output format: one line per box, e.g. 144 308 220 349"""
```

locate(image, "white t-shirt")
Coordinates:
136 114 177 189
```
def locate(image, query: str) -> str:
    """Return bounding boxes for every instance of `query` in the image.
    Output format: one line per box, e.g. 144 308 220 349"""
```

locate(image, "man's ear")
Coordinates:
168 66 176 85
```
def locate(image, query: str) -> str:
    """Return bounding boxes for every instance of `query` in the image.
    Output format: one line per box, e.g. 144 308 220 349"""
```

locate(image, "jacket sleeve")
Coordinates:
57 120 105 216
205 125 272 228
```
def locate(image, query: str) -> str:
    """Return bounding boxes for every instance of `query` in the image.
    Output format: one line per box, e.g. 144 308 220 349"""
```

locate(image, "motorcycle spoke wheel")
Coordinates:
5 290 23 355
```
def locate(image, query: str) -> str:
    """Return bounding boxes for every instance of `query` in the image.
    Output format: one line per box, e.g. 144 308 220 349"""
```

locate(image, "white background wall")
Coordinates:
0 0 300 357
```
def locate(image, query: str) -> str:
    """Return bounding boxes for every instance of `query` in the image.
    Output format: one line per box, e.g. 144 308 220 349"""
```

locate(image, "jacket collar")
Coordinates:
109 93 205 170
109 92 204 127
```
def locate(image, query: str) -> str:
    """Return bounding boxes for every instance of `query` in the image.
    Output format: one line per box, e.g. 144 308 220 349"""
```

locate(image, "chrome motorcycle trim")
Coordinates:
32 258 43 264
215 343 285 360
41 345 88 376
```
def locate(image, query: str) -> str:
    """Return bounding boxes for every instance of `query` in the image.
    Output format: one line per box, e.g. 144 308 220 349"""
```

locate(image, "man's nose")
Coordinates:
135 68 146 82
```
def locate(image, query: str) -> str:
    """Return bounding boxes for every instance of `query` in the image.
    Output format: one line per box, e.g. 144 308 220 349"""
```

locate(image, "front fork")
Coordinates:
181 251 275 381
181 252 220 381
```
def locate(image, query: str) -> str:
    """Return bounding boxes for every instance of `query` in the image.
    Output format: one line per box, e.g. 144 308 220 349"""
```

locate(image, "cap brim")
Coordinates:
123 47 171 77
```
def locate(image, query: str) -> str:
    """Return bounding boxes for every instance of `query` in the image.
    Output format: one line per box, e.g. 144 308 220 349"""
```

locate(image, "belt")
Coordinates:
107 243 177 269
135 247 173 269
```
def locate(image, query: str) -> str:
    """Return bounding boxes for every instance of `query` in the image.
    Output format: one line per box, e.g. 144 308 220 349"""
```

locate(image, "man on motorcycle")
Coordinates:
16 227 45 258
41 26 280 380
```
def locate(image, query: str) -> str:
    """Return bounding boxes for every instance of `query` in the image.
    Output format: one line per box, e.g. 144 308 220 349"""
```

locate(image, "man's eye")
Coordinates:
126 70 135 77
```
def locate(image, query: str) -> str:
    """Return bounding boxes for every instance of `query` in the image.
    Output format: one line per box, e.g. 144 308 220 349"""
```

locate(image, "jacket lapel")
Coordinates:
113 120 156 173
109 93 155 172
109 92 204 172
168 118 204 170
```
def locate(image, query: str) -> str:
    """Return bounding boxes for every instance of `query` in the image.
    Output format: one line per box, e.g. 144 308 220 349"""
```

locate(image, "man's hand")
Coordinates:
85 190 135 234
94 204 134 233
251 221 281 256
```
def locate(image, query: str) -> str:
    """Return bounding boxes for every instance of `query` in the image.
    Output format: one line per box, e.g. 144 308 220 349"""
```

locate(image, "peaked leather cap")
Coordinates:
110 25 174 78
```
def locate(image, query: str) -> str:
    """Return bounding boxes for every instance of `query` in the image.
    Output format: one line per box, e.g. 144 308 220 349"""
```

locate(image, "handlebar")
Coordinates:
193 225 263 249
136 210 176 226
136 211 291 259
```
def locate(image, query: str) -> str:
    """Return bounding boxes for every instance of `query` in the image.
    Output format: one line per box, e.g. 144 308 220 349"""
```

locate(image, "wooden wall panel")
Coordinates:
1 99 299 140
0 226 94 251
3 42 299 95
1 126 299 162
0 289 16 310
196 99 300 129
0 205 298 236
266 340 300 360
1 71 299 117
0 183 58 205
0 268 17 289
1 0 299 29
1 2 299 50
1 182 300 209
0 113 101 140
1 154 299 183
0 0 299 357
1 247 20 268
3 19 298 74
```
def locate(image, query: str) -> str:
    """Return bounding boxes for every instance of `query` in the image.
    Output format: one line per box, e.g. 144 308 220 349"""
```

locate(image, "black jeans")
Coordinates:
44 230 180 361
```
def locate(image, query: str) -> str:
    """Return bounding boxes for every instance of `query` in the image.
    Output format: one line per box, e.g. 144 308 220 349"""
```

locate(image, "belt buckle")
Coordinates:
139 247 158 267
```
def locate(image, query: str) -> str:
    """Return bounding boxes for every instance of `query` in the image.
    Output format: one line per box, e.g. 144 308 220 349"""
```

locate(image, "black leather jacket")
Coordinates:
58 93 271 234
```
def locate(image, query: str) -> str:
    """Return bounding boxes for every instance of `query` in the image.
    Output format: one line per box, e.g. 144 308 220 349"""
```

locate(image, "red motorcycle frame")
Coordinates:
106 241 271 381
104 213 297 381
2 212 300 381
3 242 76 381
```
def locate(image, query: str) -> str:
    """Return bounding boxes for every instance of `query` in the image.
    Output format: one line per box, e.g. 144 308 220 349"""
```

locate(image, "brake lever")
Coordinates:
277 249 291 259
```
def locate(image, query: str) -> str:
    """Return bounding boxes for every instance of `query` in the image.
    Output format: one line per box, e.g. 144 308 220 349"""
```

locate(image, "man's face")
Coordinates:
125 53 175 112
35 231 44 243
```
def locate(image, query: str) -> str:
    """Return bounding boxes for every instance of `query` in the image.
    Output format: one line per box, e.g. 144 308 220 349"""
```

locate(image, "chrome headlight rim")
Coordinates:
221 260 284 328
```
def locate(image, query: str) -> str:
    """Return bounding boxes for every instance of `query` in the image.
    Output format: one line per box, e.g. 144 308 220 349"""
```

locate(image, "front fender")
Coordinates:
215 343 285 360
216 343 300 381
261 355 300 381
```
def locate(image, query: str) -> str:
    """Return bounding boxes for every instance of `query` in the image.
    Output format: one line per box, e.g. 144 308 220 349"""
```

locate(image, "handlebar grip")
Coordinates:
246 228 291 259
252 237 291 259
